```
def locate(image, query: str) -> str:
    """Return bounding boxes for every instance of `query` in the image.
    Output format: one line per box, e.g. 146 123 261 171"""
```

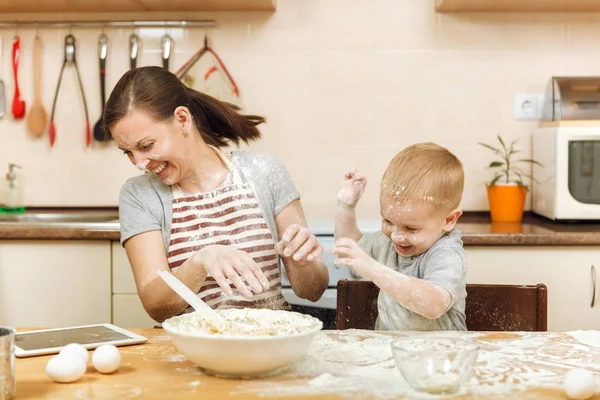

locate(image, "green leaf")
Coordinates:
517 172 535 180
497 135 506 148
488 161 504 168
515 180 530 191
513 167 535 181
515 158 543 167
489 174 503 187
478 142 502 154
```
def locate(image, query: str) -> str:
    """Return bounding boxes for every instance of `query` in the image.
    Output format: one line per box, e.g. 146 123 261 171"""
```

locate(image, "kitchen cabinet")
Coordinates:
0 240 111 327
436 0 600 12
466 246 600 332
111 242 157 328
0 0 276 14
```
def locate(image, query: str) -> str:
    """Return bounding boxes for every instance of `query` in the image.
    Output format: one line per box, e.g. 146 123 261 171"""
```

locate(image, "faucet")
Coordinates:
6 163 21 189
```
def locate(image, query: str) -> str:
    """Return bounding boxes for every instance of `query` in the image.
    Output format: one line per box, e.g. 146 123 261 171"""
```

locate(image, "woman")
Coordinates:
104 66 329 323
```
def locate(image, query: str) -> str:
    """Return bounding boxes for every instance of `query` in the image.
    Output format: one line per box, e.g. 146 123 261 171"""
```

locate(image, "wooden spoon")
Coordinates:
27 35 46 136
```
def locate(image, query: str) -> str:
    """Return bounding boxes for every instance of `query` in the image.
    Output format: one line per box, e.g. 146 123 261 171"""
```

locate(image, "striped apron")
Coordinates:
166 148 289 311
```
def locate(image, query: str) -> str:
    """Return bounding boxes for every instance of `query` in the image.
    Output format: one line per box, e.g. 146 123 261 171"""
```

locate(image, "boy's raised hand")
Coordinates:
337 170 367 209
331 238 376 279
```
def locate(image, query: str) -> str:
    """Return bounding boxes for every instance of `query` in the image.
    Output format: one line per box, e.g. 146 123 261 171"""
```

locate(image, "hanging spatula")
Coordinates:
129 33 139 70
92 33 109 142
11 35 25 120
161 33 172 71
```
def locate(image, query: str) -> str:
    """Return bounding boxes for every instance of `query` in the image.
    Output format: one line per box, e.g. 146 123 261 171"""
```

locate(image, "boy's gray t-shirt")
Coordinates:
358 229 467 331
118 151 301 249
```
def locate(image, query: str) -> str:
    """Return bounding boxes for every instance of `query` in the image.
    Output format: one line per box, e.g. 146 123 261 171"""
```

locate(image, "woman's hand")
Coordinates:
331 238 377 279
191 245 270 299
337 170 367 209
275 224 323 264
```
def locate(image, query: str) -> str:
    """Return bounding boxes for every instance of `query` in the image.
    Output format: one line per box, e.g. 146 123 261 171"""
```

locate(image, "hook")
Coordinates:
203 28 208 49
130 21 139 36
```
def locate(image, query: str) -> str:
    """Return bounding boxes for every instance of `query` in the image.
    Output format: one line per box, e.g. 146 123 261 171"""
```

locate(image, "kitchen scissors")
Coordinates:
49 34 91 147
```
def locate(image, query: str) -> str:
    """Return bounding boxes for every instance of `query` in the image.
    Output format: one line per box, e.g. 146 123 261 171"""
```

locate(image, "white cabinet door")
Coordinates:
466 247 600 332
112 294 157 328
0 240 111 327
111 242 157 327
112 241 137 294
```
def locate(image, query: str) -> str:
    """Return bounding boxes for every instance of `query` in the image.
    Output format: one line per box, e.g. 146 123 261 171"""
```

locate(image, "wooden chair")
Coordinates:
336 280 548 331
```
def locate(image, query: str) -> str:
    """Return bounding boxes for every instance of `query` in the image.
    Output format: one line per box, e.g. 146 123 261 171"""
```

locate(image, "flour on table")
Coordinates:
235 330 600 399
75 384 143 400
567 330 600 349
142 353 187 363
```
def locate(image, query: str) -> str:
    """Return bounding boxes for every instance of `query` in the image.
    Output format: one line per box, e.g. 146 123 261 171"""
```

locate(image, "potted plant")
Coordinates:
478 136 542 223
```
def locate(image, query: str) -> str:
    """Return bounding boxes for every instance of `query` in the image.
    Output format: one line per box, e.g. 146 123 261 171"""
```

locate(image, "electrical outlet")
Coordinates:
514 94 544 120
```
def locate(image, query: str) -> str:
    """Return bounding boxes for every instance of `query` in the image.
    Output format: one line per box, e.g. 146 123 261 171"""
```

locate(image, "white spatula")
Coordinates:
157 270 221 321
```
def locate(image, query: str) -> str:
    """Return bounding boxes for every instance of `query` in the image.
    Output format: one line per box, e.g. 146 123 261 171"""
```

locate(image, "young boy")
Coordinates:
332 142 467 331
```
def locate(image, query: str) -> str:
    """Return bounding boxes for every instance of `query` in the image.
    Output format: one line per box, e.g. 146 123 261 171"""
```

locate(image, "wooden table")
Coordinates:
15 329 600 399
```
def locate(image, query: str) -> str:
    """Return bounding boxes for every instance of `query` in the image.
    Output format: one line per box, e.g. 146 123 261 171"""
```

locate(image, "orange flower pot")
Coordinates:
486 184 527 223
490 222 524 234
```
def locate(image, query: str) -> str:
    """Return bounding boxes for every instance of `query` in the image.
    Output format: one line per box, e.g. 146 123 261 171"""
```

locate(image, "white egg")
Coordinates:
564 368 597 400
92 344 121 374
59 343 89 364
46 354 87 383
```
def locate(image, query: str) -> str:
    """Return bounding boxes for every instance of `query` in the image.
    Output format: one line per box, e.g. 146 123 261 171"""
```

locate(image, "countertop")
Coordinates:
1 209 600 246
15 328 600 399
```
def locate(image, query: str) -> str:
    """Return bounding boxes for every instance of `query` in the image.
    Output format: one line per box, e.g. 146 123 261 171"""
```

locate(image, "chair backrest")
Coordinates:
336 280 548 331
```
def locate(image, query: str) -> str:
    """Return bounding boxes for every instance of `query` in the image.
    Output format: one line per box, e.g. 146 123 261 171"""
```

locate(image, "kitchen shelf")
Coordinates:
436 0 600 12
0 20 216 28
0 0 276 14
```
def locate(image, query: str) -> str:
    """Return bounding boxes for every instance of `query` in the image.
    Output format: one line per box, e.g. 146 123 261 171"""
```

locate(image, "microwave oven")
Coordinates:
532 76 600 221
532 125 600 221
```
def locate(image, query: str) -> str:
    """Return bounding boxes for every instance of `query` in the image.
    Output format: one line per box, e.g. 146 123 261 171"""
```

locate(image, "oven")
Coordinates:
533 76 600 221
281 234 356 329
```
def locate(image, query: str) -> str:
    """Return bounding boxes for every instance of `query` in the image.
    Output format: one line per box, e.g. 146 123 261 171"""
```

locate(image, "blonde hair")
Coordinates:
381 142 464 211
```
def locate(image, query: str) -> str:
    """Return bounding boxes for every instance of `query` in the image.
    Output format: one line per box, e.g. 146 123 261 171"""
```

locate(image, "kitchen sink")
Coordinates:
0 212 119 224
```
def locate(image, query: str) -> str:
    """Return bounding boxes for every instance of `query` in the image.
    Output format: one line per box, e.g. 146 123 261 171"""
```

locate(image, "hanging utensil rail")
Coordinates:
0 20 215 29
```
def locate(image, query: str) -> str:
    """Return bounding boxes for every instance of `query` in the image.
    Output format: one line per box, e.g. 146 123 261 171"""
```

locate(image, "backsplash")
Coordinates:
0 0 598 220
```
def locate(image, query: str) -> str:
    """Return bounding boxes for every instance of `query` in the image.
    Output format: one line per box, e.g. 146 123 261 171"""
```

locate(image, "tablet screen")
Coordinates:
16 326 134 351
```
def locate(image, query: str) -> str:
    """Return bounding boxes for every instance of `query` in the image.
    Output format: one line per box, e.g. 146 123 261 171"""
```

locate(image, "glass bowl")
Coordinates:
391 337 480 395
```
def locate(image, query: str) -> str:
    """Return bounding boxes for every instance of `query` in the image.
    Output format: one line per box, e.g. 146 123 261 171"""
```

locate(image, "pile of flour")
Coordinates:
235 330 600 399
165 308 322 337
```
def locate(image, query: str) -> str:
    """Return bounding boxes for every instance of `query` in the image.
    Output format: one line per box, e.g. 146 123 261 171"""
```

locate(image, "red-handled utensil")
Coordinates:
11 36 25 119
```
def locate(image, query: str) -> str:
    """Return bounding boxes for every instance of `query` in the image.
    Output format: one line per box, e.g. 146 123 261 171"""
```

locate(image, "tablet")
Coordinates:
15 323 148 358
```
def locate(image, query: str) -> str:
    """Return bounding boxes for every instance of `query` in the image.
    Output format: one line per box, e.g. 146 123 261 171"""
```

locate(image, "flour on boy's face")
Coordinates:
379 195 448 258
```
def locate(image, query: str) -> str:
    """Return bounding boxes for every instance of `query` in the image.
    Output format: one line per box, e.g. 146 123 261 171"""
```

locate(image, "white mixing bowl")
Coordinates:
162 308 323 378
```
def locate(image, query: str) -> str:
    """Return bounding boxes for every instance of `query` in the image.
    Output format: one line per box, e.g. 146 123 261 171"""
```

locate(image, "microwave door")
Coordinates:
568 141 600 204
